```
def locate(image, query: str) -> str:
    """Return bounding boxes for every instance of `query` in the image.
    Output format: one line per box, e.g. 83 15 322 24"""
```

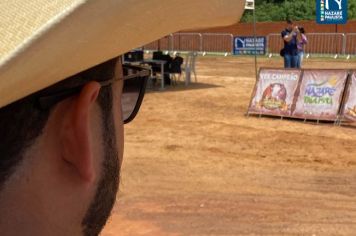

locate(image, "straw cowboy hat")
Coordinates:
0 0 245 108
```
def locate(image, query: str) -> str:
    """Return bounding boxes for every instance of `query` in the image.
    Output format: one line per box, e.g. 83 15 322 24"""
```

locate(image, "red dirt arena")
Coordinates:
102 56 356 236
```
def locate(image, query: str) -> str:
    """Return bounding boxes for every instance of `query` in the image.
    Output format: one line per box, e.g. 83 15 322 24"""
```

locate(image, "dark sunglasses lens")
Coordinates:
121 77 144 122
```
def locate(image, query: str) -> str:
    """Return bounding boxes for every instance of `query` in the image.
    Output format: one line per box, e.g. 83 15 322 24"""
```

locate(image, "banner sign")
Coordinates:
341 71 356 121
248 68 301 117
245 0 255 10
316 0 348 24
234 37 266 55
293 70 348 120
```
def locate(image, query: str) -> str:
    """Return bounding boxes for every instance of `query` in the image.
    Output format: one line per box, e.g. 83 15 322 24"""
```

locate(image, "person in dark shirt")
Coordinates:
281 20 299 68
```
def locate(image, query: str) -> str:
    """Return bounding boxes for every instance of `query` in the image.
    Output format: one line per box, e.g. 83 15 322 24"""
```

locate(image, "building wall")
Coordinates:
143 21 356 55
186 20 356 36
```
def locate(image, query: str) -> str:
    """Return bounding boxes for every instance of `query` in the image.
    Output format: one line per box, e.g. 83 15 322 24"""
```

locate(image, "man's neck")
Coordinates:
0 170 79 235
0 186 49 235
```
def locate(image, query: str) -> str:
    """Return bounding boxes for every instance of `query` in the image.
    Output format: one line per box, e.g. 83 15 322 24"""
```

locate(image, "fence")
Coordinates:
143 33 233 54
142 33 356 58
144 35 173 51
172 33 202 52
263 33 356 57
267 33 346 57
345 33 356 57
201 33 234 53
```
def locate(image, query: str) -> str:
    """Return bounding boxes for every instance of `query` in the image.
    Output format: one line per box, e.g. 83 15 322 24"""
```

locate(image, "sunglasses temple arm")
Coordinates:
37 88 82 110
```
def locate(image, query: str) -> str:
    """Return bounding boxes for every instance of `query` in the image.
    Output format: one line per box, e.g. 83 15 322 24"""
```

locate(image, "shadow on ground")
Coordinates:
146 81 222 94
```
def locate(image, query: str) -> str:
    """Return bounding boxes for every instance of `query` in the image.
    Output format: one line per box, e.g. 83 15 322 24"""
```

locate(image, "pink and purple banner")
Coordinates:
292 69 348 120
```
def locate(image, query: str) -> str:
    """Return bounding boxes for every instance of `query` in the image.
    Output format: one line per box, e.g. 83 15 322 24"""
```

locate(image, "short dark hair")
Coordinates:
287 19 293 24
0 58 118 190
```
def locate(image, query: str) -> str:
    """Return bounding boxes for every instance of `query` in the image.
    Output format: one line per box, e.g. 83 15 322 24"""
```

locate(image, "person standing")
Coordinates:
296 27 308 68
281 20 299 68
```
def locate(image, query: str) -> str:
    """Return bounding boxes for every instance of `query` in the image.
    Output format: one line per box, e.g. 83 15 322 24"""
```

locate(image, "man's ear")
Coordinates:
60 81 101 182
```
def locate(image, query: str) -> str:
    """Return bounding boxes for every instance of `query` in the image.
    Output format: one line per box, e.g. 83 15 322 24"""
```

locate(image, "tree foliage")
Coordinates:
241 0 356 22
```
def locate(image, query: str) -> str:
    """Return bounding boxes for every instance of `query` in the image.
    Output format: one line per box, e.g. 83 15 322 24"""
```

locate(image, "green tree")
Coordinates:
241 0 356 22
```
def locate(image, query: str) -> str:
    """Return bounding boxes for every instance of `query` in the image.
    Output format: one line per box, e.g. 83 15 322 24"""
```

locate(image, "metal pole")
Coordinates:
342 33 346 55
253 2 258 81
199 33 203 52
230 34 234 54
169 34 173 52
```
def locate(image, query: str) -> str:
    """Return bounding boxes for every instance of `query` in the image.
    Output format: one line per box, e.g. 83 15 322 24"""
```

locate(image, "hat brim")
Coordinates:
0 0 245 108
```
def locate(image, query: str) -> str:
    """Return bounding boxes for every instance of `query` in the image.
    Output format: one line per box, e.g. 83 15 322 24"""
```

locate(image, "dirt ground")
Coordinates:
102 56 356 236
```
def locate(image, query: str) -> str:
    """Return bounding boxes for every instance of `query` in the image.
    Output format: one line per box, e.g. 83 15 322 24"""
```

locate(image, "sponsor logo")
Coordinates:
304 77 338 105
234 37 266 55
258 83 288 111
317 0 347 24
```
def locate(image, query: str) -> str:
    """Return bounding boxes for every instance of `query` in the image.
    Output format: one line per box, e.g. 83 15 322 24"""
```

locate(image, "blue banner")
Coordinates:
233 36 266 55
317 0 347 24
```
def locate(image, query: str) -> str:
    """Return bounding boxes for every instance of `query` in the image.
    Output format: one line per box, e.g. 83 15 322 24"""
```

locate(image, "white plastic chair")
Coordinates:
182 52 197 85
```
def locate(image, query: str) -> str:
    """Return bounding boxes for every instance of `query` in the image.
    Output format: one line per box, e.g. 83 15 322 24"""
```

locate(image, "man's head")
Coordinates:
0 1 246 235
286 19 294 31
0 58 125 235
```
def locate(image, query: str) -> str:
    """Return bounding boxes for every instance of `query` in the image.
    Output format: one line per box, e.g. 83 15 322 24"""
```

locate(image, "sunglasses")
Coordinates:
36 62 150 124
121 65 149 123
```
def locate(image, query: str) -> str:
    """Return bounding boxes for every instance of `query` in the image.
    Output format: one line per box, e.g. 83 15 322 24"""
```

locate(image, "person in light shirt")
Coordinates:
296 27 308 68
